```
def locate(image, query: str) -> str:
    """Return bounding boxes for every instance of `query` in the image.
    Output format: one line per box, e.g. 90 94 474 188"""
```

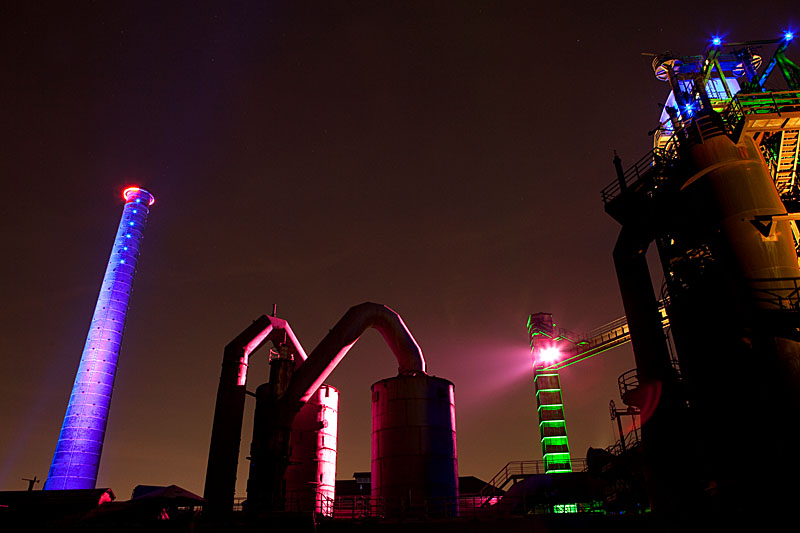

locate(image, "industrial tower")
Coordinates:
603 33 800 513
45 186 155 490
528 313 572 474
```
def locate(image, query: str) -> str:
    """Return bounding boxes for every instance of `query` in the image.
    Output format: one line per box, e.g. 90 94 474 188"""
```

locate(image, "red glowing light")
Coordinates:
122 186 139 201
538 346 561 365
122 186 155 205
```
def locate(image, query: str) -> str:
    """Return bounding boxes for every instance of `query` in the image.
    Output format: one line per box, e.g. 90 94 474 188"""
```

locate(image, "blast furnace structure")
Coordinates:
45 187 155 490
604 34 800 513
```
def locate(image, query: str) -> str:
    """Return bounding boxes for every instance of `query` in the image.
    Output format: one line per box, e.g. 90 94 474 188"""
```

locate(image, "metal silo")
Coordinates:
371 374 458 518
284 384 339 515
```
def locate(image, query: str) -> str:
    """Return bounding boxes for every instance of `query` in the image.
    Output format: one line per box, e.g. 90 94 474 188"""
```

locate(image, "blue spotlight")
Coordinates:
712 36 722 46
785 31 794 41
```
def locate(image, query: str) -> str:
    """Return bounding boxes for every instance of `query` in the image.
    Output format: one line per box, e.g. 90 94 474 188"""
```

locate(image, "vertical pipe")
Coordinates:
613 225 693 513
204 316 272 519
247 348 295 515
613 152 626 191
45 187 155 490
613 227 674 383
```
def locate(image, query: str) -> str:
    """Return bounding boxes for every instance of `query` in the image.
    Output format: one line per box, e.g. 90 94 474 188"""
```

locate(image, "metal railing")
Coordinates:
749 277 800 310
734 90 800 116
617 369 640 400
601 148 676 204
617 358 682 403
328 495 384 520
602 90 800 205
586 315 629 342
456 495 498 517
478 459 588 506
605 425 642 456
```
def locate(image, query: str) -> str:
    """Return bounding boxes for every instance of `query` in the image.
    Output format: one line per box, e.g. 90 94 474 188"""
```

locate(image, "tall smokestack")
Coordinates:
45 186 155 490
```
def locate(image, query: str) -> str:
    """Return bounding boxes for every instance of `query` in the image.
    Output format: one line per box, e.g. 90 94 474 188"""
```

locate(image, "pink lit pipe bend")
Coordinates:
45 187 155 490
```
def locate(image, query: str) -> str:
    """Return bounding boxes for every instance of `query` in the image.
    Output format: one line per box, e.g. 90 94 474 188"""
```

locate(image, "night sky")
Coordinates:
1 2 797 498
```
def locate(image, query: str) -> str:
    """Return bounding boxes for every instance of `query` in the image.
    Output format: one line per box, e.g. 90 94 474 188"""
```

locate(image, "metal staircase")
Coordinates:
477 459 588 507
775 129 799 194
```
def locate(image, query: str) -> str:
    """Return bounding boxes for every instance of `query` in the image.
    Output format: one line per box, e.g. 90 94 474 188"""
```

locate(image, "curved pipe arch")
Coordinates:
284 302 426 406
204 315 307 517
205 302 426 516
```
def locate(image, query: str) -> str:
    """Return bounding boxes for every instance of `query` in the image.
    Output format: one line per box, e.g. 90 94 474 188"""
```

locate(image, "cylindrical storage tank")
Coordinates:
371 374 458 518
284 384 339 516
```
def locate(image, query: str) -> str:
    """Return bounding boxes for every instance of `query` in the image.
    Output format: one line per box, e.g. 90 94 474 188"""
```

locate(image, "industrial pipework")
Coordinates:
246 303 433 515
205 302 458 519
204 314 308 517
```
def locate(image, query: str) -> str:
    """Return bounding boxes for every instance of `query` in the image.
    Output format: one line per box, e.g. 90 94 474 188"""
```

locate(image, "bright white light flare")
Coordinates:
538 346 561 365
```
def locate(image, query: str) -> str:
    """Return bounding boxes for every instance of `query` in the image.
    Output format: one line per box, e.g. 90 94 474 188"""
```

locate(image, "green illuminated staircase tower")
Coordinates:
528 313 572 473
534 370 572 473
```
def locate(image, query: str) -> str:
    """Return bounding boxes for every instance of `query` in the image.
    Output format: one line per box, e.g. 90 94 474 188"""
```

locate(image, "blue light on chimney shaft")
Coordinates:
44 187 155 490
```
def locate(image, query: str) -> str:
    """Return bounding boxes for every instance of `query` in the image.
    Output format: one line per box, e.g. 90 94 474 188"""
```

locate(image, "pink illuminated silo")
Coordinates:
284 384 339 515
371 374 458 518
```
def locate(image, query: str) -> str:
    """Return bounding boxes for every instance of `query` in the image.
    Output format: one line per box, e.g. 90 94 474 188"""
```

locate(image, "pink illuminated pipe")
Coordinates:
205 302 426 516
247 303 427 512
282 302 426 408
204 314 307 517
238 316 308 386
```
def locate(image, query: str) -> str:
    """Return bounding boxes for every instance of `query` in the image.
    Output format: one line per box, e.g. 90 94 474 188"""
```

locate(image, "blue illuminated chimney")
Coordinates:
45 186 155 490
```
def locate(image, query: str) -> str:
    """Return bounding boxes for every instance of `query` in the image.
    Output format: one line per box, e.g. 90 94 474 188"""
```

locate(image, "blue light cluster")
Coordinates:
45 187 155 490
786 31 795 41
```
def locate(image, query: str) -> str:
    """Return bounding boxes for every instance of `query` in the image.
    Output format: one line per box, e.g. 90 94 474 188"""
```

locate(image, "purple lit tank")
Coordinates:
45 187 155 490
371 374 458 518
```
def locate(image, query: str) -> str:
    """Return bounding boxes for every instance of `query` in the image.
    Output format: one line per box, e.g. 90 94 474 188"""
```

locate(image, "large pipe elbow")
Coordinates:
283 302 426 407
343 302 426 375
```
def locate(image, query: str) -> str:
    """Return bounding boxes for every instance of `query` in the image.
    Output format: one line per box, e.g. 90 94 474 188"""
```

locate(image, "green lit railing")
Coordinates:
735 90 800 115
602 90 800 205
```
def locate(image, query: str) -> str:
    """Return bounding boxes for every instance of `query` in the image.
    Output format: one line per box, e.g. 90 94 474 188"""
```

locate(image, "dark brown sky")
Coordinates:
1 1 797 497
